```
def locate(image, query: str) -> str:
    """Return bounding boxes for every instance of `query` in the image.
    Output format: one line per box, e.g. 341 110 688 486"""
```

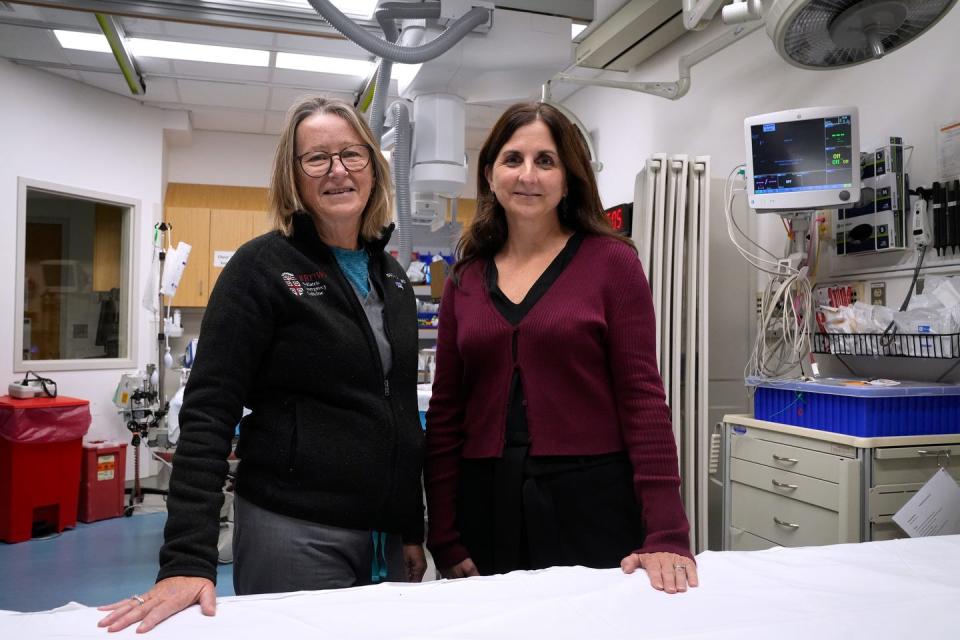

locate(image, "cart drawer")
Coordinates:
731 458 840 511
870 521 907 541
868 483 922 522
728 527 778 551
732 435 844 482
872 445 960 486
731 482 840 547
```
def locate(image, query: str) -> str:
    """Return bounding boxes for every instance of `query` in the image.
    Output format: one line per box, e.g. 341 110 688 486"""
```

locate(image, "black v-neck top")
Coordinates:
485 233 584 445
486 233 584 326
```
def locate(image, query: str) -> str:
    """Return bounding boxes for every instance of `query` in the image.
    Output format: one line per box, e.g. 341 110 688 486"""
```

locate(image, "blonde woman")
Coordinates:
99 97 426 633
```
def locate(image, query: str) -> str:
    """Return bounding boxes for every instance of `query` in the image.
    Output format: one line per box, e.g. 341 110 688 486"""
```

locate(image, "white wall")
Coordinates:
165 130 278 187
1 60 168 477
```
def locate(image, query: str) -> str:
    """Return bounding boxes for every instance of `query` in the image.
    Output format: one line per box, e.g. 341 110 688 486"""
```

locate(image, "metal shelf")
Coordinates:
812 332 960 359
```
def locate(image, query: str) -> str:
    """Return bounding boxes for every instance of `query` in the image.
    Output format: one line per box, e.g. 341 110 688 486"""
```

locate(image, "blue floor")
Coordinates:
0 513 234 612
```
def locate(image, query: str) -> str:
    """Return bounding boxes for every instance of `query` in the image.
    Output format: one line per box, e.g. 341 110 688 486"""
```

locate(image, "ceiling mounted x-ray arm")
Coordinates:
682 0 728 30
553 22 762 100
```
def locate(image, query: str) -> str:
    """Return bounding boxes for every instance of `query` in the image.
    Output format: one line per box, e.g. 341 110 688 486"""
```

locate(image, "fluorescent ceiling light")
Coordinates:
129 38 269 66
54 29 270 66
571 23 588 39
276 52 374 76
221 0 379 19
54 30 112 53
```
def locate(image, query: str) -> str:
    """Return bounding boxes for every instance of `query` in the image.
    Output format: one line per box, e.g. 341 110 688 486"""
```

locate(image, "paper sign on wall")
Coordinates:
893 468 960 537
938 120 960 180
214 251 235 268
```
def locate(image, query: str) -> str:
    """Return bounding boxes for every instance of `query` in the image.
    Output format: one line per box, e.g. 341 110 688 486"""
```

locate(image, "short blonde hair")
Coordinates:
268 96 393 240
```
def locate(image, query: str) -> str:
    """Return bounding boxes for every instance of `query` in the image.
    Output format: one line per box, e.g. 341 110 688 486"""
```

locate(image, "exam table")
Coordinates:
2 535 956 639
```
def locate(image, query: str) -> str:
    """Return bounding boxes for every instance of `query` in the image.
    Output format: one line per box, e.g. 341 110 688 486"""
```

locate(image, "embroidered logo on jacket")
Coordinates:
385 272 406 290
281 272 303 296
282 270 327 297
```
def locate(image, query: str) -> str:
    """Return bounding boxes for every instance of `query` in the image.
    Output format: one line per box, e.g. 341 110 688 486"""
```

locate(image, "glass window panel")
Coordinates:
22 188 130 362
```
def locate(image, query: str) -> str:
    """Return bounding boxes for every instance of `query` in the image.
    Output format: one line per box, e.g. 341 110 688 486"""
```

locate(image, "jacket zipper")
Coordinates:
374 277 400 517
329 250 400 514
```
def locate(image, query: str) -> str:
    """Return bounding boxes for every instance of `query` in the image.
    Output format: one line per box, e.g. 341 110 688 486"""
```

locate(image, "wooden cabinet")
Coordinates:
722 415 960 550
209 209 252 293
163 183 272 307
164 207 212 307
164 207 270 307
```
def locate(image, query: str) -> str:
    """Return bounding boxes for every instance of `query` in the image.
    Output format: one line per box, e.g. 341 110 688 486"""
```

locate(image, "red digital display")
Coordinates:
607 206 624 230
604 202 633 236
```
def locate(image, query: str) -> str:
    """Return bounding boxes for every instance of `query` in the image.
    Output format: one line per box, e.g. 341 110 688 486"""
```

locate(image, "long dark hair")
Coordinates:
453 102 634 281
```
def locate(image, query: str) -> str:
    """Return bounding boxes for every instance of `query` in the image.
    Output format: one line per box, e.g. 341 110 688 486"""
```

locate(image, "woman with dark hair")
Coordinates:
98 96 426 633
425 102 697 593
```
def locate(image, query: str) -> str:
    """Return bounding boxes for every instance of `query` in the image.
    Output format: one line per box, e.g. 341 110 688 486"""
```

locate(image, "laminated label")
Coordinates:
97 454 116 481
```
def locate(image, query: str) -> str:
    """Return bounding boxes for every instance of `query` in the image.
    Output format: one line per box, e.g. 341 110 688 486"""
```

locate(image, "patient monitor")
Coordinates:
744 106 860 213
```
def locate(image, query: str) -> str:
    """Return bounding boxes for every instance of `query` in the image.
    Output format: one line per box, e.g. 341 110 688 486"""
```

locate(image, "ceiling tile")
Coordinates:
37 6 100 28
176 78 270 109
466 103 504 128
171 59 271 82
0 25 70 63
118 17 168 37
263 111 287 135
273 33 367 57
137 57 174 74
271 68 364 94
60 49 123 69
191 109 266 134
267 85 355 111
135 77 182 103
79 70 139 97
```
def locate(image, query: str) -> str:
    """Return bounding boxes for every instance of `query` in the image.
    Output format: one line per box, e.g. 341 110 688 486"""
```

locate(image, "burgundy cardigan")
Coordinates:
424 234 692 569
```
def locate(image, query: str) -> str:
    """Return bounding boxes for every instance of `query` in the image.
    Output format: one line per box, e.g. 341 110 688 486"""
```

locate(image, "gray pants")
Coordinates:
233 494 405 595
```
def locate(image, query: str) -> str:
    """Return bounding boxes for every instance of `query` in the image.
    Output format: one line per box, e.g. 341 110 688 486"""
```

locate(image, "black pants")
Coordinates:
456 450 645 575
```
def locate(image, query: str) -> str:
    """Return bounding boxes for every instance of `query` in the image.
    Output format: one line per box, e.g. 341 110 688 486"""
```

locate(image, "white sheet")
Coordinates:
4 535 958 639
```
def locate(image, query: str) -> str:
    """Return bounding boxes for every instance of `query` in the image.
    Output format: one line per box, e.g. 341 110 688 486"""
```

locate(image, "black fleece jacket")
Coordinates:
158 212 424 584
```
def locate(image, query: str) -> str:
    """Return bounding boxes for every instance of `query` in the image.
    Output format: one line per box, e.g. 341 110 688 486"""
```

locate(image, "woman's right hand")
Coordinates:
440 557 480 579
96 576 217 633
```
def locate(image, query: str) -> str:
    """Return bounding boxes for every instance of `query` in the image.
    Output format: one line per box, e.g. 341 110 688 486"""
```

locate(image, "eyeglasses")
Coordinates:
297 144 372 178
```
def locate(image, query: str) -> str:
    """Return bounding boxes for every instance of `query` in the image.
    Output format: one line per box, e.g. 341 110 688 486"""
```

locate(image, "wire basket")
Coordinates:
812 332 960 359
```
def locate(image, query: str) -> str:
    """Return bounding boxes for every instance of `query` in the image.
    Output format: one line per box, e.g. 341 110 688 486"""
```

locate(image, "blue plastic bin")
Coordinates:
748 376 960 437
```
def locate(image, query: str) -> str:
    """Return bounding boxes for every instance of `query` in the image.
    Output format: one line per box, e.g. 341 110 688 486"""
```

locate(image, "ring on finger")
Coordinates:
131 594 145 606
673 563 686 572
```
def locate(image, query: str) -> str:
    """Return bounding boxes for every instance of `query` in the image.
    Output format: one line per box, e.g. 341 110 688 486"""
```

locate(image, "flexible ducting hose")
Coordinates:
368 3 439 139
388 101 413 268
307 0 489 64
369 60 393 141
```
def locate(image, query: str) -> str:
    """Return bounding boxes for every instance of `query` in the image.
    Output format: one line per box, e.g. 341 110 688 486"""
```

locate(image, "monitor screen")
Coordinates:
744 106 860 212
751 115 854 194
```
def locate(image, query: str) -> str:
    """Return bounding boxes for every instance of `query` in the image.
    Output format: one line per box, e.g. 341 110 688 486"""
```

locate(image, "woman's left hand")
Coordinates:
403 544 428 582
621 552 699 594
